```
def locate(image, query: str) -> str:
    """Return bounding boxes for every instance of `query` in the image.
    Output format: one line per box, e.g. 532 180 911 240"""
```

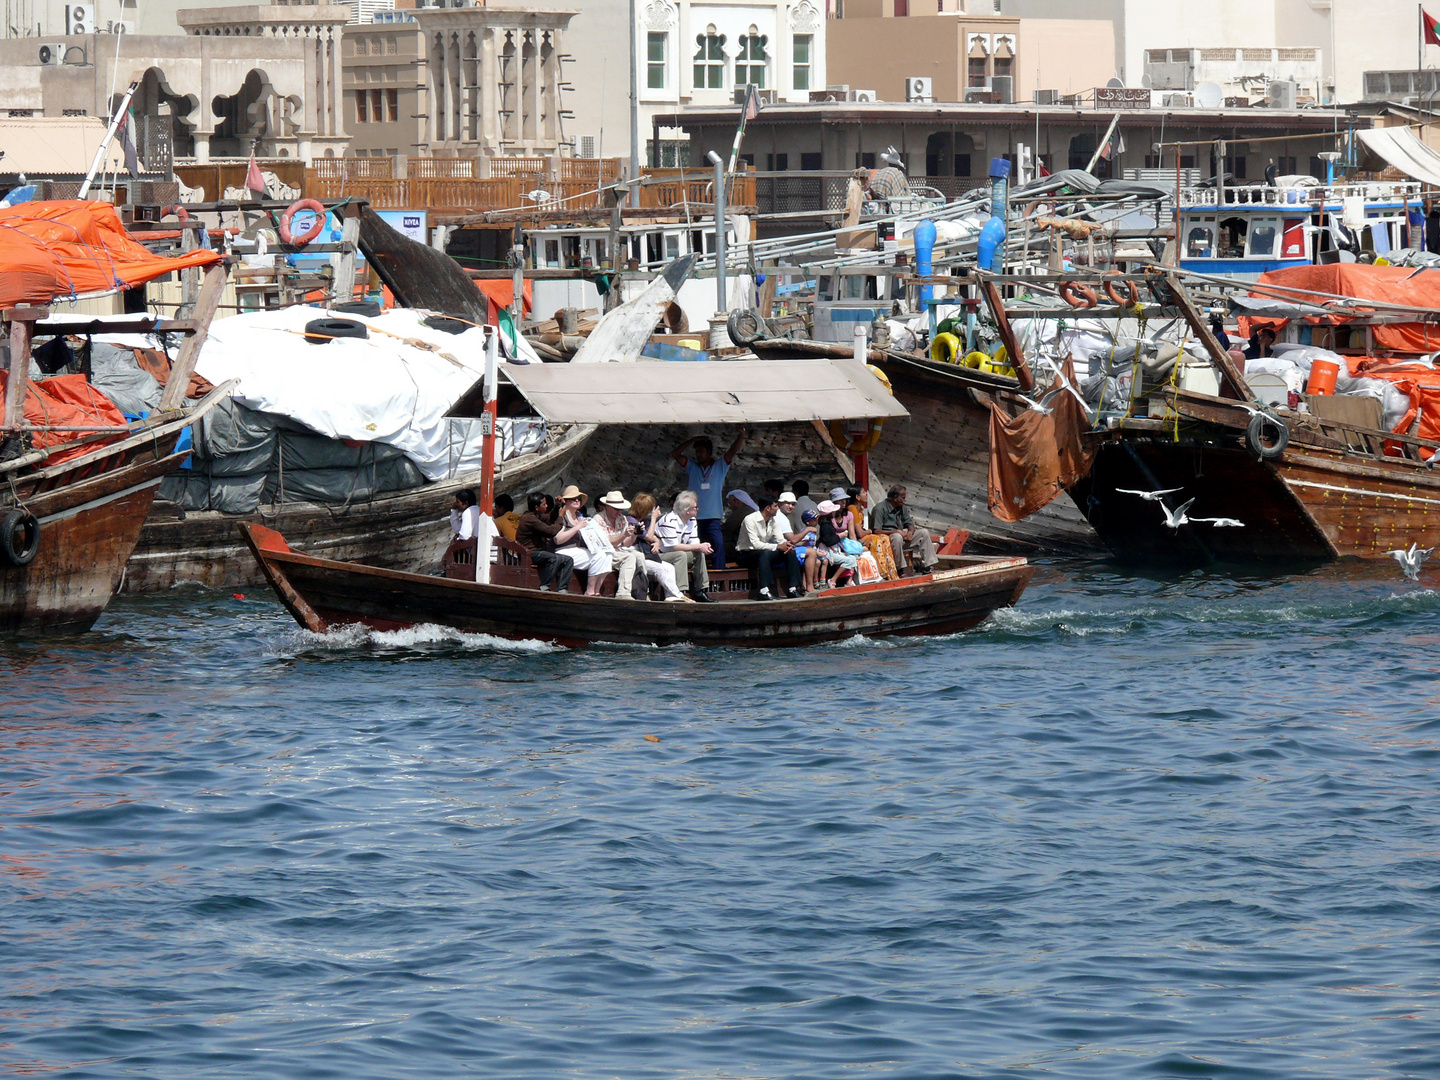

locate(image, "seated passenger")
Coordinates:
794 509 821 593
655 490 715 602
597 490 650 600
847 485 899 580
873 484 938 576
450 489 481 541
735 496 803 600
629 492 689 602
814 499 858 588
722 490 758 567
553 485 612 597
514 491 575 593
493 493 522 542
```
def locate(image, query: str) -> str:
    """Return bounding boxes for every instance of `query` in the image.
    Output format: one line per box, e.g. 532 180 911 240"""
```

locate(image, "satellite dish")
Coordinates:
1141 74 1153 89
1106 77 1125 89
1196 81 1224 109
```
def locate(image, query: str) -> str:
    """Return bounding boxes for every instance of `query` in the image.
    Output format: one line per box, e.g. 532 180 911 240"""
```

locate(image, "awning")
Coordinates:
1356 126 1440 187
455 358 910 424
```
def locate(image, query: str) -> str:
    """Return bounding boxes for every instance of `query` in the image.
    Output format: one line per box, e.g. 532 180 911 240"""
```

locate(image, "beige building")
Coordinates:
827 5 1116 105
342 7 575 158
0 0 349 165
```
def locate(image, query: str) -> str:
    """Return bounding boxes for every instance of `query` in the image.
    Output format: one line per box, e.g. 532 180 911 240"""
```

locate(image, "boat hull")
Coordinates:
2 436 185 635
242 525 1033 648
123 423 593 593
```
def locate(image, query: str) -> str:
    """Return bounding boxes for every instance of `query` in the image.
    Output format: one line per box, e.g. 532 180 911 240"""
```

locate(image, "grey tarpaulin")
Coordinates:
462 359 909 425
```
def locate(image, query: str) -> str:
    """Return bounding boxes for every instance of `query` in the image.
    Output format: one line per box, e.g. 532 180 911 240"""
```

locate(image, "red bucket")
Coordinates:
1306 359 1340 396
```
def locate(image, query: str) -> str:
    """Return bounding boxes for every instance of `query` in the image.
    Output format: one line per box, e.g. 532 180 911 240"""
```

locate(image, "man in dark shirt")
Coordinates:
873 484 937 575
514 491 575 592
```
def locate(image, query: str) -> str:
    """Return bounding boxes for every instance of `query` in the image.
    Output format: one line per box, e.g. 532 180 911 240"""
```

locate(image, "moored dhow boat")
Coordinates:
0 200 229 633
984 266 1440 564
244 340 1033 647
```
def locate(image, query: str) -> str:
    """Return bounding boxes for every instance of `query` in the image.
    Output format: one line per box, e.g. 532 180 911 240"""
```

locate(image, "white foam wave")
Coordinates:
297 622 563 654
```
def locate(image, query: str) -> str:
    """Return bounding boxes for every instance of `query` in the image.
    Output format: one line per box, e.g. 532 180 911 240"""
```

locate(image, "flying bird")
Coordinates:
1190 516 1246 527
1160 498 1197 529
1117 486 1184 502
1387 542 1434 581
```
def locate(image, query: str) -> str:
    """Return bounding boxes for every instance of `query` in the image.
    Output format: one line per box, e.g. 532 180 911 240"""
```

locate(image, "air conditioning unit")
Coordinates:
964 88 1000 104
850 89 878 103
732 87 778 105
1267 80 1297 110
38 43 63 64
1034 88 1059 105
579 134 595 158
104 18 132 32
991 75 1013 103
809 88 847 103
66 3 92 33
905 76 932 103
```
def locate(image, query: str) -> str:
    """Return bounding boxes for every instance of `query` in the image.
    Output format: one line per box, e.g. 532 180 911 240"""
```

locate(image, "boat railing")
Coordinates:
1179 181 1425 208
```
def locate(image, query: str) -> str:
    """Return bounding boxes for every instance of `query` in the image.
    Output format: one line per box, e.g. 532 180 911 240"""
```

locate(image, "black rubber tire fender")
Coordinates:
1245 411 1289 460
303 318 369 344
333 300 382 317
0 509 40 567
726 309 769 346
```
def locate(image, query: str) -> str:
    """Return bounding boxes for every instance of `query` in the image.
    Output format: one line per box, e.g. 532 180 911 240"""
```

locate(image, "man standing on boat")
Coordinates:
672 428 747 568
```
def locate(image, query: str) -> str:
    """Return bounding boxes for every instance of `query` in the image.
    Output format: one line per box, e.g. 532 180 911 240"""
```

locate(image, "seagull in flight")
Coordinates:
1160 498 1197 529
1191 516 1246 527
1387 542 1434 581
1117 486 1184 502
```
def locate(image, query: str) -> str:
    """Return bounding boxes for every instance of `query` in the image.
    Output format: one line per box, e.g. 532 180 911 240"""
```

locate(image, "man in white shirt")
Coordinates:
735 497 803 599
655 489 715 602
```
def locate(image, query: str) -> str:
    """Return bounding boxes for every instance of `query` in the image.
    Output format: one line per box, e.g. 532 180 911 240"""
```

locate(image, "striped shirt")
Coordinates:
655 511 696 552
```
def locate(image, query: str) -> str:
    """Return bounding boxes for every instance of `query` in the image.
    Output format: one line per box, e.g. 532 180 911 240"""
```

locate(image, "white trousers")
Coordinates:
643 557 683 599
556 545 611 581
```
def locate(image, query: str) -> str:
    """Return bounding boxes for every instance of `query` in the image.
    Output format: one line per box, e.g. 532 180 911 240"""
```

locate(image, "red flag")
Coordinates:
245 153 265 197
1426 7 1440 46
743 84 760 122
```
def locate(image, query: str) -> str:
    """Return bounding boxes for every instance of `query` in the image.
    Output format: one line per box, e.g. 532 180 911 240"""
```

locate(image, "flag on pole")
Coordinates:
1099 130 1126 161
116 106 140 176
743 83 761 122
1425 7 1440 46
245 152 266 199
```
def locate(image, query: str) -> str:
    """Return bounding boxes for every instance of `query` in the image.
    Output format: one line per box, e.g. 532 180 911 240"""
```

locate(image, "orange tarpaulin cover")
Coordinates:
0 200 221 308
0 372 127 465
474 278 532 323
1238 264 1440 355
988 362 1097 522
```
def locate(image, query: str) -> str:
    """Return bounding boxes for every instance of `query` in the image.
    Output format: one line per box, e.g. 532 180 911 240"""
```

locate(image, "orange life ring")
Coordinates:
160 204 189 222
278 198 327 246
1059 281 1098 309
1103 275 1139 307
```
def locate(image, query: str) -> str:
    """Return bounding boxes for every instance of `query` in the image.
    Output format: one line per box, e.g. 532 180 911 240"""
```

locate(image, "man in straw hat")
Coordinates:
597 490 649 600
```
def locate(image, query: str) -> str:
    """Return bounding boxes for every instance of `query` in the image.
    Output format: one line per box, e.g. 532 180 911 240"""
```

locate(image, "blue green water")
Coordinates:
2 562 1439 1078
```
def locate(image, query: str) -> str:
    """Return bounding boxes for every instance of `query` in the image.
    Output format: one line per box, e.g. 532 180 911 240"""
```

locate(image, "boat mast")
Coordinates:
78 80 138 202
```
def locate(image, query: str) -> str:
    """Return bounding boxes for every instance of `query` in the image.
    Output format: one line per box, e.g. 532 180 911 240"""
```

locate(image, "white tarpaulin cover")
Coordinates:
193 306 542 480
1356 126 1440 188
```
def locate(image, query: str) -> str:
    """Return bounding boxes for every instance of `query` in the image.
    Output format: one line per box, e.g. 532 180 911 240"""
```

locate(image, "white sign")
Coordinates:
377 209 427 244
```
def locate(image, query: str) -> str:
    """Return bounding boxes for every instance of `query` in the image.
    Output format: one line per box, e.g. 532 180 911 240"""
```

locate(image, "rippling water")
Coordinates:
3 562 1440 1078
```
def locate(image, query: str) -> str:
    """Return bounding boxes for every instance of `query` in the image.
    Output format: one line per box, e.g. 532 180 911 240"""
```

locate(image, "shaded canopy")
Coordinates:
1356 126 1440 187
0 200 221 309
462 358 909 424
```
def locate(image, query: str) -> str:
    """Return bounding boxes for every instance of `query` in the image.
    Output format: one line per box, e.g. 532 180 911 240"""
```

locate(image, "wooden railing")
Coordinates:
408 157 478 179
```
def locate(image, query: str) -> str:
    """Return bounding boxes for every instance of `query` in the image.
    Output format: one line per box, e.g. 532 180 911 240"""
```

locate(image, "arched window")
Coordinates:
735 32 767 89
693 29 725 89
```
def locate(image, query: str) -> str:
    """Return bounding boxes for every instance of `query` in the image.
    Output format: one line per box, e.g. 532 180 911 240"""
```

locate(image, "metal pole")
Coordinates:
708 150 726 312
629 0 640 208
78 79 138 200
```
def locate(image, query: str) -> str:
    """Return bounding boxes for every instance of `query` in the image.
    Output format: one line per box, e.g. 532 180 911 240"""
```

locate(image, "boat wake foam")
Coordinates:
296 622 564 654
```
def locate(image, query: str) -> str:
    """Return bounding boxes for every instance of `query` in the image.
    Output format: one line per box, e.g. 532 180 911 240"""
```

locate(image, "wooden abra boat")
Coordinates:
242 523 1031 647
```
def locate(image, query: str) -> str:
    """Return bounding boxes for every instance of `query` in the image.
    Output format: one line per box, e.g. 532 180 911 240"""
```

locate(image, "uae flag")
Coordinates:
1425 7 1440 46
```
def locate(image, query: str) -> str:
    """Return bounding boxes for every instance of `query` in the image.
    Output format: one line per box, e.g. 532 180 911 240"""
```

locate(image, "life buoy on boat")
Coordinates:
828 365 892 454
1245 411 1289 460
1102 275 1139 308
930 332 961 365
0 509 40 567
1059 281 1098 309
278 198 327 246
159 204 189 223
